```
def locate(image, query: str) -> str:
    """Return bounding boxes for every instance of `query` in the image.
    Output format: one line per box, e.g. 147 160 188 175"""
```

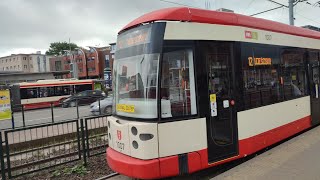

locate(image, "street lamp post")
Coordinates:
62 50 78 79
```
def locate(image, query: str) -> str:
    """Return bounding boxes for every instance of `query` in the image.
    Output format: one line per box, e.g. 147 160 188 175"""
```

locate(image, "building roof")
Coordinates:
120 7 320 40
0 71 69 76
0 53 50 59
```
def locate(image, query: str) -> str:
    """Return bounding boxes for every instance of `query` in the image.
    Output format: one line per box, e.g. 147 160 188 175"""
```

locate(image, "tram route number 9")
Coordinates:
116 141 125 151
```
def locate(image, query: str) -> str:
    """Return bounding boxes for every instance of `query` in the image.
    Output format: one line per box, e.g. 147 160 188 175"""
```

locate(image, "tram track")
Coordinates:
95 172 120 180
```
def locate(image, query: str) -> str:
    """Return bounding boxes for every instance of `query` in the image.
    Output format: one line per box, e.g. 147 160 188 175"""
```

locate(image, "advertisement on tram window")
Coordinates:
0 89 11 121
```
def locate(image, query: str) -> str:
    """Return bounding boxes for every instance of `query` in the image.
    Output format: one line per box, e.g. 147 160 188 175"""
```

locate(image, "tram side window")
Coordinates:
243 46 281 110
161 48 197 118
281 49 307 100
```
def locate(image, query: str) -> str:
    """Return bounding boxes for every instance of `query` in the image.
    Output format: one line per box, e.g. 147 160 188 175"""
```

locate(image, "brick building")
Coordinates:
50 46 113 80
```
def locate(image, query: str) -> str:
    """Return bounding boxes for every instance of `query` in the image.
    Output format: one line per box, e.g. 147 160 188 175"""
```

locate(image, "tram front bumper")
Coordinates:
106 147 179 179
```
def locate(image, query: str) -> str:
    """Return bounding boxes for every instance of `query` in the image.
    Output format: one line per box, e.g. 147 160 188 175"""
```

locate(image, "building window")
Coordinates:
30 57 32 60
24 65 28 69
55 61 62 71
14 65 16 70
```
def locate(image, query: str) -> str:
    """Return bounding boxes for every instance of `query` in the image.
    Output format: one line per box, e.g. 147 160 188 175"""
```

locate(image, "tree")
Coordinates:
45 42 78 56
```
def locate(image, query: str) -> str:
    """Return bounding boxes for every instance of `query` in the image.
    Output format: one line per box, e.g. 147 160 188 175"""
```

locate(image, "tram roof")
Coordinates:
121 7 320 40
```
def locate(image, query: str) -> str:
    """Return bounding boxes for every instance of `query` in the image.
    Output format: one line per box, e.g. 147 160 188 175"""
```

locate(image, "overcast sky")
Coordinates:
0 0 319 57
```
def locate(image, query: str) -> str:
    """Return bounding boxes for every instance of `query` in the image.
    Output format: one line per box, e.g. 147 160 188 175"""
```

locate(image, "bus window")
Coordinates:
62 86 71 95
161 48 197 118
75 84 92 93
38 87 55 98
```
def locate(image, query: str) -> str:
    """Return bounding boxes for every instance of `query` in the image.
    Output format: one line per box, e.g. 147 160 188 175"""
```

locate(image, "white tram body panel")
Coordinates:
238 96 311 140
108 116 208 159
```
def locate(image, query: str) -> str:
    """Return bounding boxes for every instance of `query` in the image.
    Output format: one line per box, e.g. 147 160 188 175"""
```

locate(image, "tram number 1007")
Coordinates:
116 141 125 151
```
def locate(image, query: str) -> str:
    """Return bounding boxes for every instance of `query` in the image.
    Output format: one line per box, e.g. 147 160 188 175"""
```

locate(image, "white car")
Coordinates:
90 95 113 115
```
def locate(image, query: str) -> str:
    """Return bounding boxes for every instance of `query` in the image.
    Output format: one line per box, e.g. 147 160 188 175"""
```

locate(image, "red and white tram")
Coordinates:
106 7 320 179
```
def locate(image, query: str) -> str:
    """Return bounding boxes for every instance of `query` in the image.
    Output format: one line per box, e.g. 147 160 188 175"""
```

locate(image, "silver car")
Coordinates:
90 95 113 115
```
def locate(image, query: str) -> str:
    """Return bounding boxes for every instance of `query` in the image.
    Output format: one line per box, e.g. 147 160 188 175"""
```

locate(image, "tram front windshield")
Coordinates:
113 24 164 119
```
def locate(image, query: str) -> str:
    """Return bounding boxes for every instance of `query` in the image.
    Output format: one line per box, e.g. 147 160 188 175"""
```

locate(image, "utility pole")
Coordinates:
289 0 295 25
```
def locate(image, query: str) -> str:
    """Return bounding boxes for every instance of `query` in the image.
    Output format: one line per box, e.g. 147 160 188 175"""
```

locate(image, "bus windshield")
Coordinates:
114 54 159 119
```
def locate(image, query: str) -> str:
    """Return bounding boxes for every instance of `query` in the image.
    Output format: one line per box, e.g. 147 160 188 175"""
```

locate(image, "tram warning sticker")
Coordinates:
210 94 216 103
117 104 135 113
210 94 217 117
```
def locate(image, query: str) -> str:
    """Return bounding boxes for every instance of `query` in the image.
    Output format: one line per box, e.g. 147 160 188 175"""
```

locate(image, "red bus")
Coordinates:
15 79 102 109
106 7 320 179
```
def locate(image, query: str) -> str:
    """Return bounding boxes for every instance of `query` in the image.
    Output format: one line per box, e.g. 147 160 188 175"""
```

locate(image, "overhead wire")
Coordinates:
158 0 200 8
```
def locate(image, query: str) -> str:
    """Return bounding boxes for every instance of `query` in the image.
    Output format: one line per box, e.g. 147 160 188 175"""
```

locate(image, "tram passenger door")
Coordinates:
203 42 238 163
309 59 320 125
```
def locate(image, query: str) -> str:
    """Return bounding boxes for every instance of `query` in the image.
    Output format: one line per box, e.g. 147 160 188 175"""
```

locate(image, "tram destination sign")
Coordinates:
248 57 272 66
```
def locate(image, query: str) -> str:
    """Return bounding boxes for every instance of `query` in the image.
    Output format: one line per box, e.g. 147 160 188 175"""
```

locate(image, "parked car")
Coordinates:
61 90 104 108
90 94 113 115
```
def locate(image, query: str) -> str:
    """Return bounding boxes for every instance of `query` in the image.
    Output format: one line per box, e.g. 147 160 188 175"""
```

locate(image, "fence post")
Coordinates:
99 98 101 115
10 109 15 129
4 132 11 179
80 118 87 166
85 119 90 157
0 132 6 180
51 102 54 123
21 105 26 127
76 99 79 119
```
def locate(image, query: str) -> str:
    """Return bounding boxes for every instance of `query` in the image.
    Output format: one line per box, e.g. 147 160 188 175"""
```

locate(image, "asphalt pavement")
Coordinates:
0 105 92 129
213 125 320 180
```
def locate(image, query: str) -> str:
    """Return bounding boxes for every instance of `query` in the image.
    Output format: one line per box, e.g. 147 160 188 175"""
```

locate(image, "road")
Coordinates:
0 105 92 129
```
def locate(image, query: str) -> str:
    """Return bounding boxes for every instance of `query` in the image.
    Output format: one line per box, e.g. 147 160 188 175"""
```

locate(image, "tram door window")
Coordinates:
202 42 237 163
207 43 233 145
281 49 307 100
161 48 197 118
309 51 320 125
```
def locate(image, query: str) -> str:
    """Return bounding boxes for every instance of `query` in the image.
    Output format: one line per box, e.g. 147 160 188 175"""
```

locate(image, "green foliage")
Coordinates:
45 41 78 56
62 164 87 176
51 170 61 177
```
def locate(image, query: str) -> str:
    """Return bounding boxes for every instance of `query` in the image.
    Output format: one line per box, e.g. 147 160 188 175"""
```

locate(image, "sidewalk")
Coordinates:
213 125 320 180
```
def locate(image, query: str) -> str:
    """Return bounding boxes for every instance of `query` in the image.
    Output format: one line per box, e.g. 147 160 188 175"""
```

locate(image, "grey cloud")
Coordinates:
0 0 319 57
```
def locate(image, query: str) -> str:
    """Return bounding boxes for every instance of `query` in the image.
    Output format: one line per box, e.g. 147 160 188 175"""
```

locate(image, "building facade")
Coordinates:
50 46 113 80
0 52 52 73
